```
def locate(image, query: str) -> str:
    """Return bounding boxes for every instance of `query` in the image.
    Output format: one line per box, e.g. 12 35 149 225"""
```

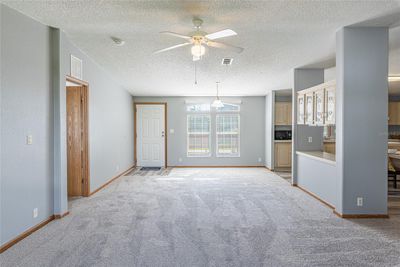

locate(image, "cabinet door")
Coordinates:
325 87 335 125
275 102 288 125
275 102 292 125
305 92 314 125
389 102 400 125
275 143 292 168
323 143 336 154
314 89 325 125
297 94 305 125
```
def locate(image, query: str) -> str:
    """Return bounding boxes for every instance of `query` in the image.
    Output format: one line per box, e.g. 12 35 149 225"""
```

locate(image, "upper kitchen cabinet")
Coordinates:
314 89 325 125
297 93 305 125
275 102 292 125
325 86 335 125
389 102 400 125
305 92 314 125
296 80 336 127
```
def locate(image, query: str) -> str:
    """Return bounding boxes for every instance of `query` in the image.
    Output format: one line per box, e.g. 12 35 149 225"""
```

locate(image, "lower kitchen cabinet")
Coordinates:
323 142 336 154
275 142 292 168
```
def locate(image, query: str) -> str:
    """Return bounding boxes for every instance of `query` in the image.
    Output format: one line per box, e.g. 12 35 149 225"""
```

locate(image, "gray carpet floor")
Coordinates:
1 168 400 267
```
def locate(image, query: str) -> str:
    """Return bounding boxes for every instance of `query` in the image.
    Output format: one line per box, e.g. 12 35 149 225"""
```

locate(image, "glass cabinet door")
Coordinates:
305 92 314 125
314 89 325 125
325 87 335 125
297 93 305 124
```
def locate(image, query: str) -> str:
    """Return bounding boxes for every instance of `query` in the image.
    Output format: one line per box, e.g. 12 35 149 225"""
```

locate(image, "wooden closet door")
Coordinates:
67 86 83 196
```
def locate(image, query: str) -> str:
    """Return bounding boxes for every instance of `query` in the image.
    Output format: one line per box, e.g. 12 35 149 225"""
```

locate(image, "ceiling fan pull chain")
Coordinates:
194 61 198 85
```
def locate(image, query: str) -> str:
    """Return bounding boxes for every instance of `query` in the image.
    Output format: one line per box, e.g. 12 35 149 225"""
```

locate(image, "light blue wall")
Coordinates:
56 32 134 214
292 69 325 184
1 5 54 245
336 27 388 215
297 156 338 207
0 5 134 246
133 96 265 166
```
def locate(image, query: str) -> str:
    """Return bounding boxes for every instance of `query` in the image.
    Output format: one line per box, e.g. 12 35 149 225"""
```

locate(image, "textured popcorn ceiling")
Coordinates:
2 0 400 96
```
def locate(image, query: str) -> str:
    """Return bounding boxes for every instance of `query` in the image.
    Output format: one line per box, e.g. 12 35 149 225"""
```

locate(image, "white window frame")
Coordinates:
186 113 212 158
216 112 240 158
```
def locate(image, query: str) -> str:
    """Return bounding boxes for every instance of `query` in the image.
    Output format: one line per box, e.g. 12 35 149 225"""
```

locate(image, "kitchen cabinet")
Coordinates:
297 93 305 125
325 86 335 125
296 80 336 127
275 102 292 125
305 92 314 125
275 142 292 168
314 89 325 125
389 102 400 125
323 142 335 154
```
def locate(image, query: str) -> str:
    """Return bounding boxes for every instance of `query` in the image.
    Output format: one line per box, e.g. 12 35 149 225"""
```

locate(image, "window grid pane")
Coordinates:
187 114 211 157
216 114 240 157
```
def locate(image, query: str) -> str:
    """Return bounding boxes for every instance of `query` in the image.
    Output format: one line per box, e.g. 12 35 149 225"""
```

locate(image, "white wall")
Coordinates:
265 92 274 169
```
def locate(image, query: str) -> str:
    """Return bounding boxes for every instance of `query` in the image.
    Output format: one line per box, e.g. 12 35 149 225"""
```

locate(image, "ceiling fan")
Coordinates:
154 18 244 61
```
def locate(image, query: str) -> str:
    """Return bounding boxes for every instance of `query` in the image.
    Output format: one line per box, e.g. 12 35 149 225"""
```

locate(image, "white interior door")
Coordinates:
137 105 165 167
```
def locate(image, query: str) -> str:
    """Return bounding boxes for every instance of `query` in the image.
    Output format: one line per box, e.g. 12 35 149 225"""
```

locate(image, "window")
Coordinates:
186 104 210 112
187 114 211 157
216 103 240 112
216 114 240 157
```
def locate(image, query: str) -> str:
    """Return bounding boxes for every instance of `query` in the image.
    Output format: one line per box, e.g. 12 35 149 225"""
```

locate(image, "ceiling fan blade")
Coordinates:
160 31 192 40
205 29 237 40
153 43 191 54
207 41 244 53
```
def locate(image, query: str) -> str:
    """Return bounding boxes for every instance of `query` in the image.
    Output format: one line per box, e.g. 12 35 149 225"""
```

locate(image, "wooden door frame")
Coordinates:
134 102 168 168
66 75 90 197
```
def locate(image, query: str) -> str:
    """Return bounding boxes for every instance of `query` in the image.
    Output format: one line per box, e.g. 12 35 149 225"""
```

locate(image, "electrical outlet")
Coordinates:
116 165 120 172
258 157 262 162
26 135 33 145
33 208 38 218
357 197 363 207
178 157 183 162
308 136 312 143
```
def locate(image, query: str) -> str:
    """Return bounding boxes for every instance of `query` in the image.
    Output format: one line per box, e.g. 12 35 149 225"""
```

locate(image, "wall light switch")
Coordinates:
33 208 38 218
357 197 363 207
308 136 312 143
27 135 33 145
170 129 175 134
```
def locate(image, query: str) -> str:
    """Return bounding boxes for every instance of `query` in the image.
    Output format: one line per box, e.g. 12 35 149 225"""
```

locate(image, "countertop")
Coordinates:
388 139 400 145
296 150 336 165
274 140 292 143
323 139 336 143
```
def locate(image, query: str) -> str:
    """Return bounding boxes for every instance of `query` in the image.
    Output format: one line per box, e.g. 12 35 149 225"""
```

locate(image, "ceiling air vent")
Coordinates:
221 58 233 66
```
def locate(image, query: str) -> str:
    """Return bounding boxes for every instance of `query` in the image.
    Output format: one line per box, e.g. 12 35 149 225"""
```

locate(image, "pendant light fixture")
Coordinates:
211 82 224 108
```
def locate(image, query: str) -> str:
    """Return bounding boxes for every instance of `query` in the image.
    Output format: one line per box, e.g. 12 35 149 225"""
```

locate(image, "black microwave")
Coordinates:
275 130 292 140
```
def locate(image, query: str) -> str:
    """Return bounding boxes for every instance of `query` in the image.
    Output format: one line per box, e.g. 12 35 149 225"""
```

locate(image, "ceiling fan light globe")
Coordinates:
191 44 205 57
